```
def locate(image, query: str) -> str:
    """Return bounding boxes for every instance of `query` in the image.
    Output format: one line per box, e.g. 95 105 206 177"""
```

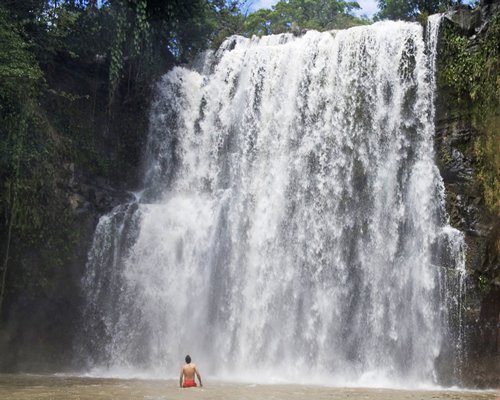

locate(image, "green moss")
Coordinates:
438 14 500 214
473 115 500 212
477 273 491 295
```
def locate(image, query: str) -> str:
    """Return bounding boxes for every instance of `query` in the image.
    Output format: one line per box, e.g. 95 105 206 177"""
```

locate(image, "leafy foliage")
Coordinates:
0 0 254 320
438 14 500 213
0 6 71 314
376 0 455 21
0 0 497 371
242 0 367 36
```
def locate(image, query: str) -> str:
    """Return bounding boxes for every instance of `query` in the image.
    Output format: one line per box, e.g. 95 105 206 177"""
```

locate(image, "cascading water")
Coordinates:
80 16 466 387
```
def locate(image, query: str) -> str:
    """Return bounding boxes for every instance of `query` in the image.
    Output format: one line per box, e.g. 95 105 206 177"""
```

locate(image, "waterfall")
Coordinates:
80 17 466 387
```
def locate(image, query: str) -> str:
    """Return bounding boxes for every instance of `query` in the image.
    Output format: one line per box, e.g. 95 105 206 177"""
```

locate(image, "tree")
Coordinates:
376 0 417 20
0 6 44 316
0 0 249 318
242 0 367 37
376 0 456 21
244 8 274 36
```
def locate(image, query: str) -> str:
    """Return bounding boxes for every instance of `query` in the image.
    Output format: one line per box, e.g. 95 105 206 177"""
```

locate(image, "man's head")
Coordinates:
185 355 191 364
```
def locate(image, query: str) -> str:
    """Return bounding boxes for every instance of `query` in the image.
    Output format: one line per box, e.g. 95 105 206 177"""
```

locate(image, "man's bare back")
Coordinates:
179 355 202 388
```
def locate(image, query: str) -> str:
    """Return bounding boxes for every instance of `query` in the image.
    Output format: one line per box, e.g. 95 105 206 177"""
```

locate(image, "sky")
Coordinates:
247 0 381 18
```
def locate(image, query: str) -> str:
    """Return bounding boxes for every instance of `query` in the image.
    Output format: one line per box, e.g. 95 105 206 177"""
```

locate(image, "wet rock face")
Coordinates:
481 0 500 22
62 164 135 216
434 101 498 389
434 118 491 240
436 2 500 388
435 123 473 185
444 0 500 34
445 8 482 34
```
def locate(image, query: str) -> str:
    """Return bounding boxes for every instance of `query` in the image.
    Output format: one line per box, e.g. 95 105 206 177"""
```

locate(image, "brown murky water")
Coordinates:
0 374 497 400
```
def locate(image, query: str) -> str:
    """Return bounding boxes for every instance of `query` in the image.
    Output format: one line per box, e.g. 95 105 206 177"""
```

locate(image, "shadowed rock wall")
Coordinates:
435 0 500 387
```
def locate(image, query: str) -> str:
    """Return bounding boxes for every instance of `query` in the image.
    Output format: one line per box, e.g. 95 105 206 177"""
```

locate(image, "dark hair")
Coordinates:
185 355 191 363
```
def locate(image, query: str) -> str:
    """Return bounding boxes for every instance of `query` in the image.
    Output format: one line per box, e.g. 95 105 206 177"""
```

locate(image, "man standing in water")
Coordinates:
179 355 203 388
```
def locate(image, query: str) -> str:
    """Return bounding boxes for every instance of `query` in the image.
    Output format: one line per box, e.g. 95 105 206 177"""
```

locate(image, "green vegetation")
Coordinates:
0 7 47 314
242 0 368 37
0 0 497 373
0 0 263 320
376 0 468 21
438 13 500 213
0 0 369 321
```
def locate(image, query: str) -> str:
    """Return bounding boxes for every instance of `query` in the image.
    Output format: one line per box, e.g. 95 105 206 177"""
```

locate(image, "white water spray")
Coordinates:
81 17 466 387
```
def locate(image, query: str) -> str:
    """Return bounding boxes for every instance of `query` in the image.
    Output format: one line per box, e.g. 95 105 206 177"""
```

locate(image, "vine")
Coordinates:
108 0 152 105
108 2 127 104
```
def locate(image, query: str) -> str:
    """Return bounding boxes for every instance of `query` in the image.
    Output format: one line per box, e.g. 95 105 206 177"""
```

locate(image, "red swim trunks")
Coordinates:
183 379 197 388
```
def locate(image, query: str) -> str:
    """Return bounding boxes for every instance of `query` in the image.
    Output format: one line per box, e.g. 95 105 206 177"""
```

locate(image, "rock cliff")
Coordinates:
435 0 500 387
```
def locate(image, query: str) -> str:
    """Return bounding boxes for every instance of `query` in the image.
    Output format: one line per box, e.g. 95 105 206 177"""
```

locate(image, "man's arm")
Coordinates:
195 366 203 387
179 368 183 388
